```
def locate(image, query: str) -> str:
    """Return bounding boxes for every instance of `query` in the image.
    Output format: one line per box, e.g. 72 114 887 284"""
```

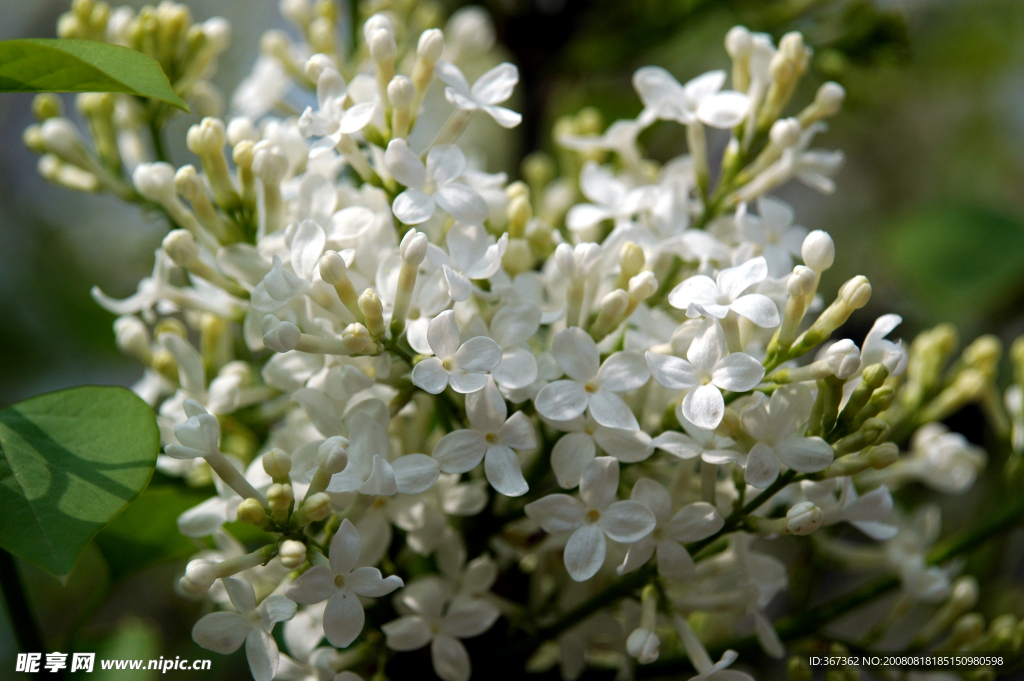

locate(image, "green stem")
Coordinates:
148 115 170 164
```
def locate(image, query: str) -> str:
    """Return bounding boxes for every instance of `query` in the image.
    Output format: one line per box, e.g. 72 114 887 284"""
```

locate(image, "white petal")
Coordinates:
564 525 607 582
224 576 257 613
649 431 702 459
712 352 765 392
684 69 727 102
656 540 695 581
433 430 487 473
382 615 432 651
729 294 780 328
484 445 528 497
617 535 656 575
192 612 248 654
665 502 724 542
442 597 501 638
434 60 472 95
535 380 589 422
323 590 365 648
599 500 656 543
448 370 489 394
696 90 750 128
716 256 767 301
259 594 297 625
347 566 404 597
442 264 474 302
524 494 585 533
384 138 426 189
630 478 672 524
553 327 599 382
393 454 441 494
667 275 720 311
482 104 522 128
338 101 376 134
597 351 650 392
330 519 362 575
776 436 834 473
412 358 449 394
579 456 619 510
465 378 506 438
392 189 436 225
566 203 612 231
426 144 467 185
432 634 472 681
551 433 596 489
285 565 336 604
290 219 326 280
686 319 727 375
745 442 780 489
177 497 231 538
245 628 279 681
682 384 725 430
471 62 519 105
499 411 537 450
435 183 489 225
593 426 653 463
292 388 344 438
358 454 399 496
588 390 639 431
490 303 541 347
455 336 503 372
645 352 699 391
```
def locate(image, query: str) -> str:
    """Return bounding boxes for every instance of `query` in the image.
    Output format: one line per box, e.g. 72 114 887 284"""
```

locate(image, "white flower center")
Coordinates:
585 509 601 524
334 574 346 588
485 432 499 444
423 176 437 195
442 358 455 371
584 381 600 394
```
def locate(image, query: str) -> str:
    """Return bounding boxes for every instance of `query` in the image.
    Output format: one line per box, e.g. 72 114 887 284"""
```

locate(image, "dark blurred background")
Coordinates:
3 0 1024 677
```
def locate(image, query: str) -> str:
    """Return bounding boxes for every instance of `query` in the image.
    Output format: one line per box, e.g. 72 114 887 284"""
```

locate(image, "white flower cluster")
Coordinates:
25 1 1016 680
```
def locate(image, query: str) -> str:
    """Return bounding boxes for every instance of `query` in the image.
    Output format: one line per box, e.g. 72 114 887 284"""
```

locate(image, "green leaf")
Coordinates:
93 484 209 583
0 38 188 111
0 386 160 578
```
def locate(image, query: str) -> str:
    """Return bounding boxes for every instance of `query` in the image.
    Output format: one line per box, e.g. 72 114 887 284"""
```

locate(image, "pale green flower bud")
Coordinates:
279 540 307 569
114 316 152 364
786 501 823 535
358 289 385 339
163 229 200 266
802 230 835 272
262 448 292 482
301 493 333 522
180 559 219 594
237 498 267 525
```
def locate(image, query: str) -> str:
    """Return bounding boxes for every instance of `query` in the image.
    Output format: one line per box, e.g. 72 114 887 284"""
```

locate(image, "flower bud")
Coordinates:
304 53 335 81
186 117 227 156
163 229 200 266
867 442 899 469
628 271 658 302
262 315 301 353
725 26 753 58
227 117 258 146
950 576 980 612
262 448 293 481
368 28 397 63
787 265 817 297
280 0 311 28
260 29 290 59
133 162 177 203
363 13 394 42
769 117 801 148
387 76 415 109
839 275 872 309
342 323 372 354
358 289 385 338
417 28 445 62
801 230 835 272
507 195 532 237
279 540 307 569
815 82 846 117
554 243 577 278
319 250 348 284
318 436 349 473
399 231 428 266
599 289 629 319
626 628 660 664
114 316 152 363
203 17 231 53
33 94 63 122
302 493 333 522
180 560 219 594
267 482 294 512
502 238 533 276
948 613 985 648
825 339 861 379
250 142 288 183
237 497 267 525
40 118 90 167
619 241 645 281
786 501 823 535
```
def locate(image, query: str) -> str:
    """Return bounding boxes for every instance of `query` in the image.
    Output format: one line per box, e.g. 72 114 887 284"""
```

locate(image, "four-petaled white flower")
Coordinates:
385 140 489 226
298 66 376 149
382 576 501 681
633 68 749 128
672 612 755 681
646 319 765 430
524 457 656 581
435 60 523 128
618 479 724 580
412 310 503 394
192 577 297 681
285 519 404 648
432 377 535 497
668 256 780 328
566 162 655 232
741 384 834 488
737 197 807 278
427 222 509 302
535 327 650 431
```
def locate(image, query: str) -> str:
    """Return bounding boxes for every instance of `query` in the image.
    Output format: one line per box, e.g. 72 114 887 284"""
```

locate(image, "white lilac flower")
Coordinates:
651 416 742 465
285 519 404 648
668 256 780 328
860 314 909 376
435 60 522 128
885 506 952 602
741 384 834 488
412 310 503 394
535 327 650 430
801 478 897 540
524 457 656 581
463 301 542 390
634 68 749 128
382 576 500 681
736 197 807 277
431 377 535 496
557 119 649 169
548 414 655 489
427 222 509 302
565 162 654 233
618 479 723 580
192 577 296 681
384 139 489 225
671 612 755 681
872 423 987 494
298 66 376 149
645 319 765 430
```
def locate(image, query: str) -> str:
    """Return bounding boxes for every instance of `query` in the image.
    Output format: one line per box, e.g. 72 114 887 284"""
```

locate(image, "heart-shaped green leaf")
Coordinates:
0 38 188 111
0 386 160 578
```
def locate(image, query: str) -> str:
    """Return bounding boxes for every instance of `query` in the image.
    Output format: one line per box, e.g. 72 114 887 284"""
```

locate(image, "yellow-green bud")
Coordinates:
302 492 333 522
262 448 293 482
237 498 267 525
33 94 63 122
